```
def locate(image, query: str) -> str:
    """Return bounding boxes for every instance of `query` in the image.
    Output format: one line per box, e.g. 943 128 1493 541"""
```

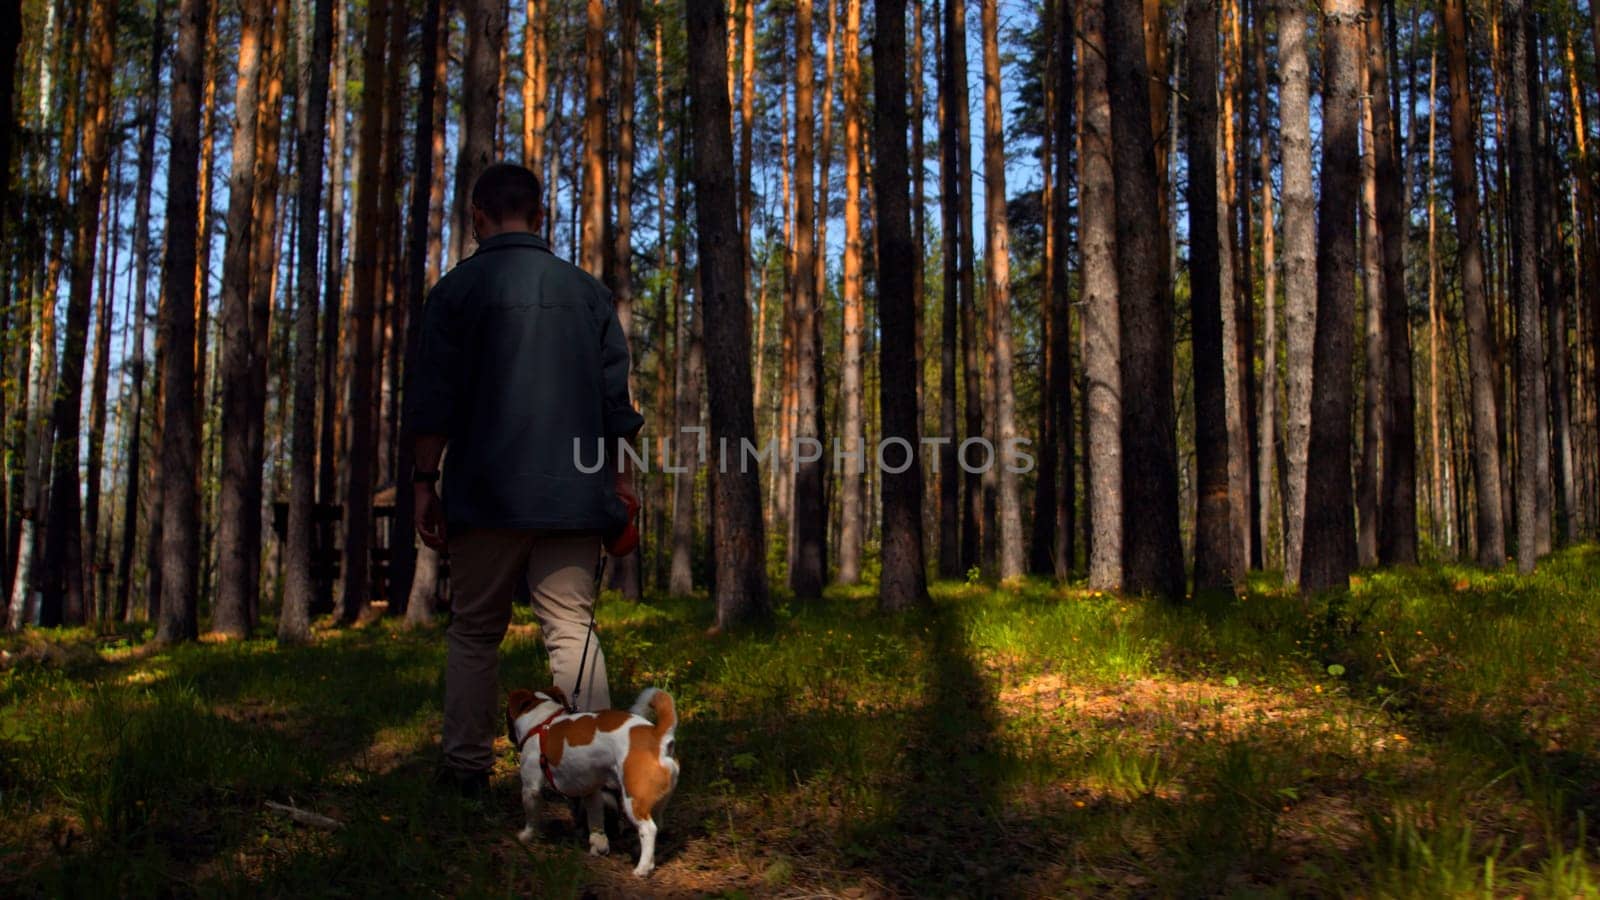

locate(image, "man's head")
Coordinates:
471 162 543 241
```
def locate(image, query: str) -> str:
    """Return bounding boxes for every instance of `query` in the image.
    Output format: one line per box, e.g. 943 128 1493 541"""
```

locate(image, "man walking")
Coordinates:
404 162 643 795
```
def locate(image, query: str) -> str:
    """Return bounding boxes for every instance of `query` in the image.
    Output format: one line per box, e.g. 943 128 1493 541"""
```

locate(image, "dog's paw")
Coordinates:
517 826 536 845
588 832 610 856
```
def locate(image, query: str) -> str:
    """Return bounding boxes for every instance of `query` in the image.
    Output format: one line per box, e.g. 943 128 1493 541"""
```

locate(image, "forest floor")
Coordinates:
3 547 1600 897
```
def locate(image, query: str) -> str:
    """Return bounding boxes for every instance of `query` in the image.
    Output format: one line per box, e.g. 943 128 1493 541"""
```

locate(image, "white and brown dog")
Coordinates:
506 685 680 877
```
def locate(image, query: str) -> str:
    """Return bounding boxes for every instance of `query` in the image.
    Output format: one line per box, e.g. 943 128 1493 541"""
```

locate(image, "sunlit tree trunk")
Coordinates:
523 0 546 177
1442 0 1505 566
117 0 167 622
790 0 825 599
1357 42 1384 570
580 0 606 278
609 0 642 599
41 0 120 626
977 0 1022 581
1299 0 1361 594
1081 0 1121 591
1278 0 1316 585
836 0 865 585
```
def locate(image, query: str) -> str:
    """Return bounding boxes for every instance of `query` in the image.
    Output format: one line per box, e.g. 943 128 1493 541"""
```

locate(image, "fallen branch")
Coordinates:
265 800 344 830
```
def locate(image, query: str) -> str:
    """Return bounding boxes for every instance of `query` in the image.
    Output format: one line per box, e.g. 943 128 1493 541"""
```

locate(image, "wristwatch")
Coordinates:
412 469 441 485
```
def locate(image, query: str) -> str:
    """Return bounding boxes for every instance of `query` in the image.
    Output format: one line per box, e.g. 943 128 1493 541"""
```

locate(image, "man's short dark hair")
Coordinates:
472 162 543 224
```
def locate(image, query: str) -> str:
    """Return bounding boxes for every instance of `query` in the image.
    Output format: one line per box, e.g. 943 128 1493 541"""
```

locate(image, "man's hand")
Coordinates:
415 484 448 549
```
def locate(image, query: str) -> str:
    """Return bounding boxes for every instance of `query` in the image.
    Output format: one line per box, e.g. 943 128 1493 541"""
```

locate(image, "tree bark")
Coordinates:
1299 0 1361 594
154 0 210 643
789 0 825 599
282 0 336 643
1357 43 1383 569
685 0 770 629
1253 0 1279 568
117 0 167 622
581 0 606 278
836 0 865 586
609 0 643 600
453 0 506 263
1503 0 1543 573
211 0 269 638
935 0 960 579
41 0 120 626
1368 0 1416 566
951 0 982 577
873 0 930 611
1106 0 1184 600
978 0 1023 581
1081 0 1122 591
1185 0 1234 593
1278 0 1317 585
341 0 390 623
1442 0 1505 566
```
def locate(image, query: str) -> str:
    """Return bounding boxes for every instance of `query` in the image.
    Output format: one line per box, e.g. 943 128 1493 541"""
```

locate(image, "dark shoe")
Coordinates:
436 767 491 800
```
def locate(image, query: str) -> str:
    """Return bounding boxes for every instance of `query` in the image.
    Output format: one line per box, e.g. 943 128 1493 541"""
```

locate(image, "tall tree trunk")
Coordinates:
1299 0 1361 594
320 0 348 603
41 0 120 626
1369 0 1416 565
580 0 606 277
155 0 211 644
85 148 123 619
523 0 546 177
1253 0 1279 568
1357 45 1384 569
1185 0 1234 593
609 0 642 600
1081 0 1121 591
685 0 770 629
282 0 336 643
1278 0 1317 585
1045 0 1075 578
790 0 825 599
453 0 505 262
979 0 1023 581
212 0 269 638
952 0 982 576
1503 0 1543 573
342 0 390 623
1106 0 1183 600
836 0 865 585
935 0 960 579
117 0 167 622
873 0 929 611
1443 0 1505 566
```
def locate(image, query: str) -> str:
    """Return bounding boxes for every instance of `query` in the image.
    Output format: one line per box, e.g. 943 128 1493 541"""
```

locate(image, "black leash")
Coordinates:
567 550 606 714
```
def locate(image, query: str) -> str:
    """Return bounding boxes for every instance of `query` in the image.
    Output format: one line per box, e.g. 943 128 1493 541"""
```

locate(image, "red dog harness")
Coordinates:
518 708 571 797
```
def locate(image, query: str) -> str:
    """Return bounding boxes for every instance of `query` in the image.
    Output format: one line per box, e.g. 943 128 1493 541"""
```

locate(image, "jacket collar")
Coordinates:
472 231 552 256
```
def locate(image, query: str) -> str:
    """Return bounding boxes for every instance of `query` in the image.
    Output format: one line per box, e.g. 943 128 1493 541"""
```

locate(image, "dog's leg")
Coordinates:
632 817 658 877
584 792 610 856
518 770 543 844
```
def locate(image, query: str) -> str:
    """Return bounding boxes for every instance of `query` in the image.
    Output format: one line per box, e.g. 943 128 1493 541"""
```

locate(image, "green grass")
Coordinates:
3 545 1599 896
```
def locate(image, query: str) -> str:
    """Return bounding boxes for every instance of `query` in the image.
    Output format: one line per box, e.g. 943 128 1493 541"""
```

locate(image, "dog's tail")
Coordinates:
630 687 677 740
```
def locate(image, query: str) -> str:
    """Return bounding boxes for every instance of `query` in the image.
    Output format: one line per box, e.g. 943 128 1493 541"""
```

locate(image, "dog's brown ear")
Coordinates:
539 685 570 710
507 688 537 746
507 688 538 720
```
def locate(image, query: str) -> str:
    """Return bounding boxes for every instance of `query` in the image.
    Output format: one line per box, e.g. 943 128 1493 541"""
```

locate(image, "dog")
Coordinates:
506 685 679 877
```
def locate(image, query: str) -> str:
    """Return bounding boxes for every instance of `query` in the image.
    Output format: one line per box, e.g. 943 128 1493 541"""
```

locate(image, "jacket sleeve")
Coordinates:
404 281 459 437
596 286 646 440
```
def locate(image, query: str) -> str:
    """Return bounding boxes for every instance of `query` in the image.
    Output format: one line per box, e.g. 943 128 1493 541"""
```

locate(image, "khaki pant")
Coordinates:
442 529 610 774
